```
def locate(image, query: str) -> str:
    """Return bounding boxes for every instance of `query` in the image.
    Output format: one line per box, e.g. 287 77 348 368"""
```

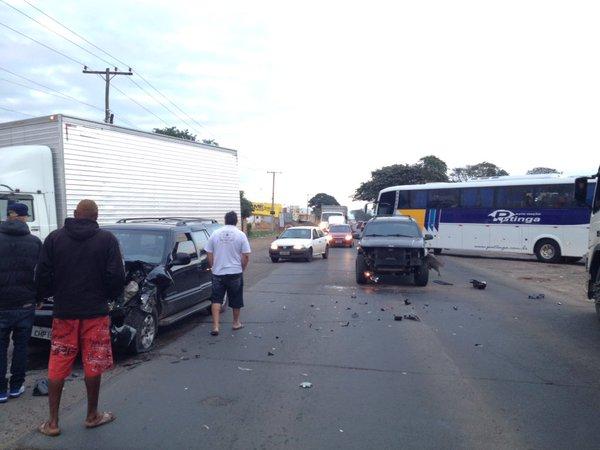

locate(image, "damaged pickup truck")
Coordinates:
355 216 433 286
33 218 221 353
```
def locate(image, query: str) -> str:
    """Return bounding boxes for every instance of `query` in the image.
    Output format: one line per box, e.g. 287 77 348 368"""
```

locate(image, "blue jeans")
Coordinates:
0 309 34 393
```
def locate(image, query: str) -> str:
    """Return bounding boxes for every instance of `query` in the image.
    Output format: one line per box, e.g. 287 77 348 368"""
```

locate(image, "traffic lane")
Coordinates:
22 247 520 450
21 247 600 449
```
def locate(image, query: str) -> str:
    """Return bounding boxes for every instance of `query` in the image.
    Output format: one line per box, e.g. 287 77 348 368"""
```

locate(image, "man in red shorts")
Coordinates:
36 200 125 436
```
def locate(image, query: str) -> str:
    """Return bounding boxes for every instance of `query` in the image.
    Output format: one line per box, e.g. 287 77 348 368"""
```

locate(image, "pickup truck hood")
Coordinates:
359 236 424 249
272 238 312 247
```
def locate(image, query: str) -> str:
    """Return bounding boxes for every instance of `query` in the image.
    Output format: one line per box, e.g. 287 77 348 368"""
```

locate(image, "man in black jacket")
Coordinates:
36 200 125 437
0 203 42 403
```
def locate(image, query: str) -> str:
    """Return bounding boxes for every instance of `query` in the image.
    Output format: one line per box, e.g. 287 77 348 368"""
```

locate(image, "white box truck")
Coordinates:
0 115 241 240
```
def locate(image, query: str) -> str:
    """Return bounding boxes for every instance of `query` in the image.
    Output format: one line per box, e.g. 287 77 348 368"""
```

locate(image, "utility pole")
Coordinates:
83 66 133 123
267 171 282 231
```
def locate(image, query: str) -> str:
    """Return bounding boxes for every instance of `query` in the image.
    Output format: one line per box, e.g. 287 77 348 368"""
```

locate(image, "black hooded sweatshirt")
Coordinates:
0 220 42 310
36 218 126 319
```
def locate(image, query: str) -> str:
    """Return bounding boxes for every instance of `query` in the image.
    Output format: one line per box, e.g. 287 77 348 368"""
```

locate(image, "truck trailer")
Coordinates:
0 115 240 240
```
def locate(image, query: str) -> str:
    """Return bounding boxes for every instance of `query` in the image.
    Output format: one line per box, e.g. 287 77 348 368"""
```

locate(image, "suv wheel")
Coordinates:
414 264 429 287
356 254 368 284
126 307 158 354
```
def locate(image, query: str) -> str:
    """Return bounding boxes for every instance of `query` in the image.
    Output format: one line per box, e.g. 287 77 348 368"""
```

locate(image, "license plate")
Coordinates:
31 326 52 340
280 251 290 256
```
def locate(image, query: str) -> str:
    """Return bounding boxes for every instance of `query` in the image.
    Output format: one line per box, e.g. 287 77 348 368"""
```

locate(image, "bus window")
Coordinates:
462 187 494 208
495 186 535 209
377 191 396 215
588 182 597 209
534 184 575 208
428 189 459 208
398 191 409 209
410 190 427 209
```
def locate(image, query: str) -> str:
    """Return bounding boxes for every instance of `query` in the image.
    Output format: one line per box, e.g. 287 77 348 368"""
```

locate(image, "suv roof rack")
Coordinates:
116 217 217 225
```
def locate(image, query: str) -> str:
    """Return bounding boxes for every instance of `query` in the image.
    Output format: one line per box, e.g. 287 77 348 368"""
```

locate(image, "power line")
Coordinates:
0 105 35 117
111 80 170 127
0 20 84 66
19 0 215 138
0 0 114 67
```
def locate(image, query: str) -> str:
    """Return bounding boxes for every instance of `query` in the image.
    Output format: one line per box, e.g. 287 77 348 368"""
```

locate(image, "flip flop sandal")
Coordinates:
38 421 60 437
210 330 219 336
232 325 244 331
85 411 116 429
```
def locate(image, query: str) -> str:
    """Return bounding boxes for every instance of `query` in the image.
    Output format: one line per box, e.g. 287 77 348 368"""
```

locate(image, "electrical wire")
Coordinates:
110 80 170 127
0 105 35 117
0 21 85 66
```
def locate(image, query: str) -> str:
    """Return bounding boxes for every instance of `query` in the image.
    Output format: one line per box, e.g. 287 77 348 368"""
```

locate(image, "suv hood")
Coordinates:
359 236 424 249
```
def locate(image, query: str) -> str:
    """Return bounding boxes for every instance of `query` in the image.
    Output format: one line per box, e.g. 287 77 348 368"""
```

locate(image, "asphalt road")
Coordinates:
19 245 600 450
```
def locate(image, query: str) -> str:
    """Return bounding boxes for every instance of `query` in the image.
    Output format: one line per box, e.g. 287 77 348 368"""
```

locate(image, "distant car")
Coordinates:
269 226 329 262
328 224 354 247
356 216 432 286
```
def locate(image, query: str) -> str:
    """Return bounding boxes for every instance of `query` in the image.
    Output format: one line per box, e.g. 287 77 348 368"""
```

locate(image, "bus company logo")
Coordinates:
488 210 541 224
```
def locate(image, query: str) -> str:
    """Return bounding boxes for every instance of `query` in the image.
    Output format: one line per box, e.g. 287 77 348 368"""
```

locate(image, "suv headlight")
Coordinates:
293 244 305 250
270 243 279 250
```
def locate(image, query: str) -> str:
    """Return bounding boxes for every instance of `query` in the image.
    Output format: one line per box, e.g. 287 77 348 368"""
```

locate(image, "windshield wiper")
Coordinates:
364 233 384 237
386 234 417 238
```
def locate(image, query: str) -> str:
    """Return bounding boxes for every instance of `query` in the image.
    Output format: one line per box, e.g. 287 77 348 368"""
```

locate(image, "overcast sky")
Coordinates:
1 0 598 209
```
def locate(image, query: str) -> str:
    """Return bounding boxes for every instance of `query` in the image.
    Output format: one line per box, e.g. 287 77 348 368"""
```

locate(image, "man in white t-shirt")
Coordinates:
205 211 251 336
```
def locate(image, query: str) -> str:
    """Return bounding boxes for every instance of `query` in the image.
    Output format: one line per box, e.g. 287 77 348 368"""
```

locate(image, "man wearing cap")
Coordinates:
0 203 42 403
36 199 125 436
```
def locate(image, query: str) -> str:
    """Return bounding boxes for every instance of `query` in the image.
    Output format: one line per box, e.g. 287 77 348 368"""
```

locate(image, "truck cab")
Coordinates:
575 173 600 319
0 146 57 240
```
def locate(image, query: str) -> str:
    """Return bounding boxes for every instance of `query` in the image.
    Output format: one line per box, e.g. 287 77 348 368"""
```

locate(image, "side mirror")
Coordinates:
423 234 434 241
171 252 191 266
574 177 589 207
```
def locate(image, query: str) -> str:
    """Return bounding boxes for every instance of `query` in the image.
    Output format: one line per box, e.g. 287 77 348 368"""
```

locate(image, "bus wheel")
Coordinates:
433 249 442 255
534 239 561 263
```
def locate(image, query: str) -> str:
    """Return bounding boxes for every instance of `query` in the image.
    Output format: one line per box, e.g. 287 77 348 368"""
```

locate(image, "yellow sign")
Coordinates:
252 202 283 216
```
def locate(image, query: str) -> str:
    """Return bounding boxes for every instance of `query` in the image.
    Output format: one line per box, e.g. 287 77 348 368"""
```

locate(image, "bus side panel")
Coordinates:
397 209 426 229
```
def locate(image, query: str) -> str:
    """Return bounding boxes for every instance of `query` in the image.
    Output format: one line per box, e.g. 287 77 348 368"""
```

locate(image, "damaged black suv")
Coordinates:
355 216 433 286
34 218 219 353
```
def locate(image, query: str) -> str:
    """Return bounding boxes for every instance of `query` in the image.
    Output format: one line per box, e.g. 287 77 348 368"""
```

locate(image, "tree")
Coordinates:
153 126 196 141
240 191 253 220
202 139 219 147
353 156 449 201
527 167 561 175
308 193 339 218
450 162 509 182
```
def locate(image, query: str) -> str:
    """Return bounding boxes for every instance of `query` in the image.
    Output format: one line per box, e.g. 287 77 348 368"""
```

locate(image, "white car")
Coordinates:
269 226 329 262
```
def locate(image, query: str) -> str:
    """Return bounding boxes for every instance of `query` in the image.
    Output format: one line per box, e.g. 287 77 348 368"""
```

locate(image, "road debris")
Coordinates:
351 293 357 299
351 312 359 319
380 307 386 312
425 254 443 275
299 382 313 389
238 367 253 371
470 279 487 290
267 351 275 356
341 321 350 327
453 306 458 311
394 315 403 321
404 299 411 306
403 314 421 322
32 379 49 396
203 425 210 430
528 293 545 300
433 280 453 286
474 343 483 347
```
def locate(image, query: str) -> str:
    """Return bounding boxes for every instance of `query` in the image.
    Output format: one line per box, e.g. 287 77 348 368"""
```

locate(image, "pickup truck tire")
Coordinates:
126 307 158 354
534 239 561 263
305 248 313 262
322 246 329 259
414 265 429 287
356 255 368 284
271 257 279 263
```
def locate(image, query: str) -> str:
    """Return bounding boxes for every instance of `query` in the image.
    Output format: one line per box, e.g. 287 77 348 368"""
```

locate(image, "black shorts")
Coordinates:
211 273 244 309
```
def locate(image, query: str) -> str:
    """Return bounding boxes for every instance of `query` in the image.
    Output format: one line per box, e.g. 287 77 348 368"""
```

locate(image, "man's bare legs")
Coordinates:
84 375 101 423
211 303 221 333
232 308 242 330
46 379 64 432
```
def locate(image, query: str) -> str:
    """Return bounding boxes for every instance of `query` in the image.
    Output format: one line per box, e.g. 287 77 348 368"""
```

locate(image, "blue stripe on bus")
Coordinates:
438 208 590 226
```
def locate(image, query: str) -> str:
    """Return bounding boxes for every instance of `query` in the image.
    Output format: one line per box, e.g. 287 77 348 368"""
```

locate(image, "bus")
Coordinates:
375 175 596 263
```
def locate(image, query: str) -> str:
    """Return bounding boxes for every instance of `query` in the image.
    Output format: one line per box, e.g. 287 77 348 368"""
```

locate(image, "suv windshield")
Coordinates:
363 221 421 238
330 225 351 233
280 229 311 239
109 229 168 264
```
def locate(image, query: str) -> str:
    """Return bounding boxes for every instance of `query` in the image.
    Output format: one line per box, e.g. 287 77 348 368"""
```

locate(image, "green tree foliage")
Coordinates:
450 162 509 182
353 156 449 201
308 193 339 218
153 126 197 141
240 191 253 220
527 167 561 175
202 139 219 147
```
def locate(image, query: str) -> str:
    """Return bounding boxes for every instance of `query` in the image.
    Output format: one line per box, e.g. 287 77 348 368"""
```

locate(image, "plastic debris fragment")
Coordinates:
238 367 253 371
404 299 411 306
394 315 403 321
470 279 487 289
341 321 350 327
351 312 359 319
403 314 421 322
299 382 313 389
528 294 545 300
33 379 49 396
